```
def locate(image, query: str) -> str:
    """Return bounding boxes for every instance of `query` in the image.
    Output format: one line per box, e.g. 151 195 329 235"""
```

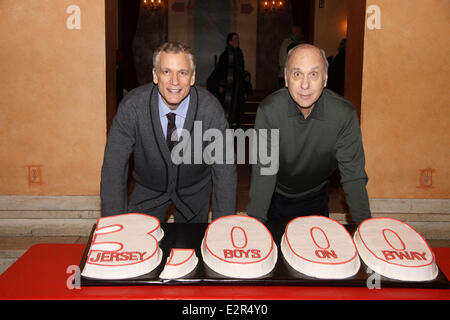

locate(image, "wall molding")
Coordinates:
0 195 101 211
1 196 449 214
0 196 100 237
369 198 450 214
0 196 448 239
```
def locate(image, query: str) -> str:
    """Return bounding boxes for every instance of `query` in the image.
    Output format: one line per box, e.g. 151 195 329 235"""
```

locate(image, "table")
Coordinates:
0 243 449 300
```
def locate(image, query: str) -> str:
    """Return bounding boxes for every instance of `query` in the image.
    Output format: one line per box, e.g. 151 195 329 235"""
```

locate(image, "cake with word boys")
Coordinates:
200 215 278 278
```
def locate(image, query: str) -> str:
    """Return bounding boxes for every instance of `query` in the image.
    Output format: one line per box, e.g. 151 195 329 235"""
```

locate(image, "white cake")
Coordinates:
354 217 438 281
201 215 278 278
81 213 164 280
159 248 199 279
281 216 360 279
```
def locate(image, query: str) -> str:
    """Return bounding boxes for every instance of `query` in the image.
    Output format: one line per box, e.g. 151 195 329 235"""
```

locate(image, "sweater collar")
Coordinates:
287 88 325 120
158 92 190 120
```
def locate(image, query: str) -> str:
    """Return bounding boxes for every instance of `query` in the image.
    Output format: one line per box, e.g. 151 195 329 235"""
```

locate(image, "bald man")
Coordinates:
247 44 371 225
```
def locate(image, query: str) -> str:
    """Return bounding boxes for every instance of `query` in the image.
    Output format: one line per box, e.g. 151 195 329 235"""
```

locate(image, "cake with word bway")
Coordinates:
201 215 278 278
159 248 199 279
81 213 164 280
281 216 361 279
354 217 438 281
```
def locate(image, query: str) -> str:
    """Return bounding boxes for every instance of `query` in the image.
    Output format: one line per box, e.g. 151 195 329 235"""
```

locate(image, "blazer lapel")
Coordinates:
182 86 198 134
149 85 172 164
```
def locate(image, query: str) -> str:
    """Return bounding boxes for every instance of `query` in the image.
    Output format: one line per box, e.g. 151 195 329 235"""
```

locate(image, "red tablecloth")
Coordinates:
0 244 449 300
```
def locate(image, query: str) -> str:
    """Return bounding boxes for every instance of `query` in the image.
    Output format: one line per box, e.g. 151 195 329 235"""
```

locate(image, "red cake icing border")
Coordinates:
166 248 196 266
204 215 275 265
357 217 435 268
284 215 358 265
86 213 161 267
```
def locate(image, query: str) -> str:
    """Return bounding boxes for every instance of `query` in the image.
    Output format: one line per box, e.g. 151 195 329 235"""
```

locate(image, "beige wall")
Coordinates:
361 0 450 199
106 0 118 132
0 0 107 195
314 0 348 57
344 0 366 118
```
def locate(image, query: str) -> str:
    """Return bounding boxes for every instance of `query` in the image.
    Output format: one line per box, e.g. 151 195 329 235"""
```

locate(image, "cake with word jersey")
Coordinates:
159 248 199 279
81 213 164 280
281 215 361 279
354 217 438 281
200 215 278 278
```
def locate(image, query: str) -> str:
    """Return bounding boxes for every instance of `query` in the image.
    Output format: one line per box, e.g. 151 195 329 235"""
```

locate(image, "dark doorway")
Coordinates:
255 0 315 92
291 0 315 44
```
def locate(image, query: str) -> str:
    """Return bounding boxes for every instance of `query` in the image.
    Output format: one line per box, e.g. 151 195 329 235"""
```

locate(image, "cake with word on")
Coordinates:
281 215 361 279
354 217 438 281
201 215 278 278
81 213 164 280
159 248 199 279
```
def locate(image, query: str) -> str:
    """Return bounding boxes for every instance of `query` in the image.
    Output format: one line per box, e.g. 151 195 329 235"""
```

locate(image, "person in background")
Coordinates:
327 38 347 96
207 33 248 128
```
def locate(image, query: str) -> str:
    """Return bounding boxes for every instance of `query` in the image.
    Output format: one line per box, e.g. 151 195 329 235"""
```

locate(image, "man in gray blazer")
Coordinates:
101 41 237 222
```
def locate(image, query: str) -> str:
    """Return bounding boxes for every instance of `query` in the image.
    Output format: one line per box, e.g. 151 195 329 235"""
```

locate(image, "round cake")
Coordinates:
354 217 438 281
201 215 278 279
159 248 199 279
82 213 164 280
281 216 360 279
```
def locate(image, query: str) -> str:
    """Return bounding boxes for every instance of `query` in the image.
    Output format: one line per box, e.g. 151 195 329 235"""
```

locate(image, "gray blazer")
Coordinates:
100 83 237 221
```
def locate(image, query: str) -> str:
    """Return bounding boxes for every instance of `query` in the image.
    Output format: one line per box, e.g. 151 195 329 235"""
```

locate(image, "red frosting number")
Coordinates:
87 214 160 267
204 216 274 264
284 216 358 264
358 218 434 266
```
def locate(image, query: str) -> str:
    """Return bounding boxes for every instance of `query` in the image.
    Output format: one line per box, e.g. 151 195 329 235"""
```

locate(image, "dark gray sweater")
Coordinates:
247 88 371 224
101 83 237 221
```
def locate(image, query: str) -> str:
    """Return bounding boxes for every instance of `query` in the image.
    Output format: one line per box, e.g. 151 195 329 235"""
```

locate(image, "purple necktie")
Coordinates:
166 112 178 151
